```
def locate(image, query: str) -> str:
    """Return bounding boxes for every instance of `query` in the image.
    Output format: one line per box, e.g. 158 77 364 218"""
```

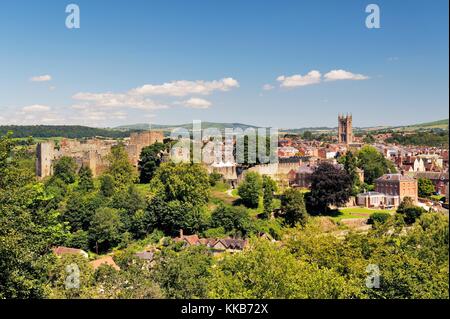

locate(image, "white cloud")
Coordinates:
22 104 51 112
130 77 239 97
262 84 274 91
40 115 65 123
30 75 52 82
324 69 369 81
277 71 321 87
72 92 168 110
178 98 212 109
111 111 127 120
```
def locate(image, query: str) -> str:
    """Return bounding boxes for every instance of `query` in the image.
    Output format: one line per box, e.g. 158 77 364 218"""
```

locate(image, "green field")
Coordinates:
324 207 396 221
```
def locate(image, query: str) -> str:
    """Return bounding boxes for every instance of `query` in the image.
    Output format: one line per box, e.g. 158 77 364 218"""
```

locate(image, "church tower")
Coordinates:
338 114 353 144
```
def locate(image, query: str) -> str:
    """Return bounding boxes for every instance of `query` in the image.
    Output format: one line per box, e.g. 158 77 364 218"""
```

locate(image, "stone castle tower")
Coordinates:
338 114 353 144
36 142 55 178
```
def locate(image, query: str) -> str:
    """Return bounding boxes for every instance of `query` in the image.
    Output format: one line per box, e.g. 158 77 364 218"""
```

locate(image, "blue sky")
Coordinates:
0 0 448 128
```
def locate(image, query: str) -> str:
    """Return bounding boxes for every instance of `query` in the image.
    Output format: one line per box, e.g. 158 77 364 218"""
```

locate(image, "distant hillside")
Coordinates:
0 125 137 139
2 118 447 140
402 119 449 129
115 122 260 132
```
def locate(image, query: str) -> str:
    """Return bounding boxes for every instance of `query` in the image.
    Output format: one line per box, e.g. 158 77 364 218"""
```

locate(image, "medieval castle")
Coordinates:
36 131 164 179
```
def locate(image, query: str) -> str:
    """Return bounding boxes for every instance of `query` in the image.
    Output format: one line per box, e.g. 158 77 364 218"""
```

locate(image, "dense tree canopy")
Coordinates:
53 156 78 184
356 145 397 184
281 188 308 227
237 172 262 208
107 144 137 188
308 162 352 212
150 162 210 206
418 178 435 198
138 142 167 183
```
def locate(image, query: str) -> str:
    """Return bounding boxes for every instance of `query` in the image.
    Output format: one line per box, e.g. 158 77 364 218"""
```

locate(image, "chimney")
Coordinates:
179 229 184 239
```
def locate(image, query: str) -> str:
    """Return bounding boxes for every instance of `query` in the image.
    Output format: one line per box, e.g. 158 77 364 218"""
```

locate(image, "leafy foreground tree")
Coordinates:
308 162 352 213
284 215 449 299
208 239 361 299
48 254 163 299
153 245 212 299
1 133 55 298
237 172 262 209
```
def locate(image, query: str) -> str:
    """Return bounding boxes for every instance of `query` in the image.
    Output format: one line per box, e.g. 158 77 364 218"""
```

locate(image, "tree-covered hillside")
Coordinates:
0 125 137 139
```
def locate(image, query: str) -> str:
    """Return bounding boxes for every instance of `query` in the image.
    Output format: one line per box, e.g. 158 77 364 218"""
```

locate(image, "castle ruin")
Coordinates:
36 131 164 179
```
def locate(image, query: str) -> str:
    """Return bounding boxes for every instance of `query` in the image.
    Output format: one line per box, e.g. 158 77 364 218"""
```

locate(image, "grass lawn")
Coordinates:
325 207 396 222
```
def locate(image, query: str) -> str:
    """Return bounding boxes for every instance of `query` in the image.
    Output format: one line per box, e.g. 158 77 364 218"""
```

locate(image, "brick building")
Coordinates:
375 173 418 203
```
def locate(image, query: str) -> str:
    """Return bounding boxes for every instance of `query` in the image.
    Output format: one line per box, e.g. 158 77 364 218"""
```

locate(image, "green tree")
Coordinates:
397 196 415 212
302 131 314 140
63 191 106 231
1 133 51 298
418 178 435 198
93 262 163 299
89 207 122 253
308 162 352 212
210 204 253 237
262 175 277 219
145 197 208 236
281 188 308 226
138 142 167 183
357 145 396 184
110 185 146 235
237 172 262 208
341 151 361 195
208 239 360 298
53 156 77 184
107 144 137 188
363 134 375 144
153 245 212 299
150 162 210 206
78 165 94 192
400 206 426 225
99 174 115 197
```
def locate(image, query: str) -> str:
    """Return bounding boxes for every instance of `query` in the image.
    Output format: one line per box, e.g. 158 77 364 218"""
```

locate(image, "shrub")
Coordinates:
368 212 391 225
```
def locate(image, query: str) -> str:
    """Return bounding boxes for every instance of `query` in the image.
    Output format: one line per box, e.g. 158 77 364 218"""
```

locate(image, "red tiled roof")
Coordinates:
89 256 120 271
